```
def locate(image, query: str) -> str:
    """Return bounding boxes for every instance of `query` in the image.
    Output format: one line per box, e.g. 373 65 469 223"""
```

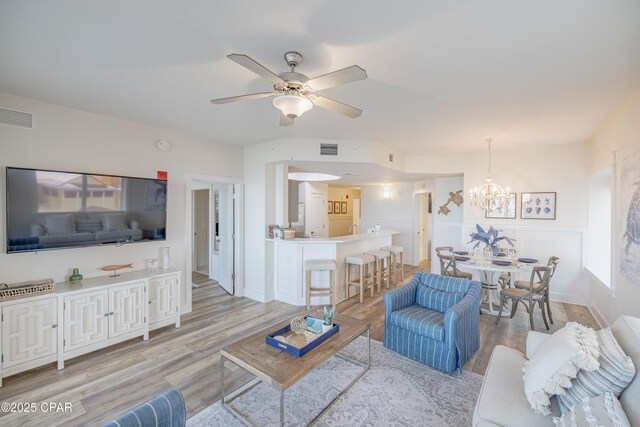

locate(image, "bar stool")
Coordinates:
305 259 336 310
381 245 404 285
365 250 391 291
345 254 376 303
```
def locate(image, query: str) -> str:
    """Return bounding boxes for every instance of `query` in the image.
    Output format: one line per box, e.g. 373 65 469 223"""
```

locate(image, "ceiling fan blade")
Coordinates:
210 92 276 104
227 53 284 85
305 65 367 91
279 113 294 126
309 95 363 118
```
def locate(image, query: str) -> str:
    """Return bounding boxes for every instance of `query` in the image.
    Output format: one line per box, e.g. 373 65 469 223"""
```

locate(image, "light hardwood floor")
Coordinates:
0 264 598 426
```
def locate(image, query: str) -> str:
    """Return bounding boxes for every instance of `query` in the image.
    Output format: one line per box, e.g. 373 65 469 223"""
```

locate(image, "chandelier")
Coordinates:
469 138 510 212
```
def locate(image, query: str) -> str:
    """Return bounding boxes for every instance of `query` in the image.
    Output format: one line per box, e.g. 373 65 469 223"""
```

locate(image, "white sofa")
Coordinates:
473 315 640 427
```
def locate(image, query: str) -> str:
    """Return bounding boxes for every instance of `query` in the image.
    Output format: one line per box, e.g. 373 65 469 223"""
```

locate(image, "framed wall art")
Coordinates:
333 201 340 214
486 193 517 219
521 192 556 220
328 201 333 214
341 201 347 214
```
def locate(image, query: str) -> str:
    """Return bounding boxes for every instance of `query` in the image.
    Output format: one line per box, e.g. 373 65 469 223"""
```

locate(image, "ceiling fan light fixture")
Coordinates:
272 94 313 119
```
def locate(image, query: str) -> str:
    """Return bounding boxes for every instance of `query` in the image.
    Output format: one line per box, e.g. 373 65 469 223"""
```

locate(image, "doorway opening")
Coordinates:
185 174 243 314
417 192 432 271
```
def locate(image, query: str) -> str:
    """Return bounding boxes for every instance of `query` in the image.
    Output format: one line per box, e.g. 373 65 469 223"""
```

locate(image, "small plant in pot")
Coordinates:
321 306 335 333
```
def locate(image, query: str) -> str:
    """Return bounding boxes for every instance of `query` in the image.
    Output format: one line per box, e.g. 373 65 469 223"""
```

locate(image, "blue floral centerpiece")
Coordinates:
468 224 515 256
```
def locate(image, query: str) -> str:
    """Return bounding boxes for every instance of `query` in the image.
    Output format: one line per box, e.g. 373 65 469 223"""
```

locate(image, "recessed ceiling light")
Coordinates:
288 172 341 182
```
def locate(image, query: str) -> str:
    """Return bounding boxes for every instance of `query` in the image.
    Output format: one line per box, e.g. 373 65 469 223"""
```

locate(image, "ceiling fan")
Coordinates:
210 51 367 126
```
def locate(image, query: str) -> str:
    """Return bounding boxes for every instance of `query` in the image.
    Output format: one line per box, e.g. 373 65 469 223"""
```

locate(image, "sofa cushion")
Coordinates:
524 322 600 415
558 327 636 413
474 345 556 427
44 214 74 234
553 392 631 427
418 272 471 293
388 305 445 341
103 213 127 231
416 285 463 313
610 315 640 427
75 219 103 233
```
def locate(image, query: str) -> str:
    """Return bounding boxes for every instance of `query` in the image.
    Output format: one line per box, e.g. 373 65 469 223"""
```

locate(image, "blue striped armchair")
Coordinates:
383 272 481 372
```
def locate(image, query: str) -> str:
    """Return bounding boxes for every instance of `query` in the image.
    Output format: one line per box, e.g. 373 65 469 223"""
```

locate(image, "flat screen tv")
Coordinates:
5 167 167 253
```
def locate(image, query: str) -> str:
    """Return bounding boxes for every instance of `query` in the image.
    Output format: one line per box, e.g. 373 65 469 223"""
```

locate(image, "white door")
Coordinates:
418 194 426 261
149 276 178 323
2 298 57 368
109 282 145 338
308 192 325 238
210 184 234 294
352 199 361 234
193 189 210 273
64 290 109 351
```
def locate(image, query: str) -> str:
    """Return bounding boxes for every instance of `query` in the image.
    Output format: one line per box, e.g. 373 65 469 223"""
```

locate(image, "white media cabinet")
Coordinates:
0 269 181 386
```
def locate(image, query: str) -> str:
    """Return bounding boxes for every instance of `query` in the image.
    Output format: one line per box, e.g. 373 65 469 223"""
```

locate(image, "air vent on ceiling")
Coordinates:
388 153 394 162
0 108 33 129
320 143 338 156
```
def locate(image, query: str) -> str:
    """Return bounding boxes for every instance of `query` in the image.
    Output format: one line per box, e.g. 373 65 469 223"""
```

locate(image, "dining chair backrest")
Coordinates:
547 256 560 279
528 266 552 298
435 246 453 255
438 254 462 277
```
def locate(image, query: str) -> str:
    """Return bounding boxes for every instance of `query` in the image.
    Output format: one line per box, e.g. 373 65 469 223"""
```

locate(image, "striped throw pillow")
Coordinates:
558 327 636 413
415 285 463 313
553 392 631 427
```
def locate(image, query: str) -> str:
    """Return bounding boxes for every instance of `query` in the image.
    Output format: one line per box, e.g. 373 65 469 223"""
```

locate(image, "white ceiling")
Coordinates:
1 1 639 155
287 161 451 186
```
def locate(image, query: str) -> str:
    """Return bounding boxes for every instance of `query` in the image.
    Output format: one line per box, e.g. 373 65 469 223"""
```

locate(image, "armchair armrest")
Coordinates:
444 281 482 368
383 274 419 322
526 331 551 359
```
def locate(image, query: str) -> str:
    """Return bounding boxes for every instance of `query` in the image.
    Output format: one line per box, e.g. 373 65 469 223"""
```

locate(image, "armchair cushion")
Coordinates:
389 305 445 341
416 285 463 313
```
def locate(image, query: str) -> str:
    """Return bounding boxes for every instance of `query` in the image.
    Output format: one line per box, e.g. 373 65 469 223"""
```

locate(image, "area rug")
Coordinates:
188 337 483 426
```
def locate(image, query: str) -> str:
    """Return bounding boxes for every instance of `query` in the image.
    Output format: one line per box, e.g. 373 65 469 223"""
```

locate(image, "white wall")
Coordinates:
408 142 590 304
360 182 416 265
0 92 243 312
431 176 465 273
587 87 640 325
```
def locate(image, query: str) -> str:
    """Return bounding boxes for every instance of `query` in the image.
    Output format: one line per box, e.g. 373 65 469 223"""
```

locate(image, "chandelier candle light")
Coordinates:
469 138 510 213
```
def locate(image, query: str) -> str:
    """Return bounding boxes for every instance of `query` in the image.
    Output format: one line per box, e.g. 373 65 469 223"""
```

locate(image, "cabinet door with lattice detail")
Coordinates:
64 290 109 352
149 275 177 324
2 297 57 368
109 281 145 338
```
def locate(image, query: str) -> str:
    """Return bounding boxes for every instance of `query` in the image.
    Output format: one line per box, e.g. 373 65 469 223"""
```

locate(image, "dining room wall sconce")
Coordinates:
382 188 391 200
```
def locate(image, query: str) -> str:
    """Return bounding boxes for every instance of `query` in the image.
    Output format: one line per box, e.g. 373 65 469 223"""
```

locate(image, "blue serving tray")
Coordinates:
265 317 340 358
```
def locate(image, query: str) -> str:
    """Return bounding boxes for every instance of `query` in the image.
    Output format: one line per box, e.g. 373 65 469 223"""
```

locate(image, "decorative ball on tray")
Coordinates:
290 317 307 334
287 334 307 348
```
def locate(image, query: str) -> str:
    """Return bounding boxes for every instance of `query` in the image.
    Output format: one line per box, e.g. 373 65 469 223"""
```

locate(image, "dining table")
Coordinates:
455 255 543 316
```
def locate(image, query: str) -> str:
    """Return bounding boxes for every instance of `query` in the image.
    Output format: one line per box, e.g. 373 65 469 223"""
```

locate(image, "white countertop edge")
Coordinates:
267 228 401 244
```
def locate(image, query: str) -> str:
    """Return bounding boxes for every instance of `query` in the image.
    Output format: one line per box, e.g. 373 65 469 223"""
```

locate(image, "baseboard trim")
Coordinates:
549 291 586 306
243 288 267 302
586 299 608 328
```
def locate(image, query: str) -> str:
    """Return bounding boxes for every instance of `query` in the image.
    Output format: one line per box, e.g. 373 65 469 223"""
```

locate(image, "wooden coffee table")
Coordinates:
220 312 371 426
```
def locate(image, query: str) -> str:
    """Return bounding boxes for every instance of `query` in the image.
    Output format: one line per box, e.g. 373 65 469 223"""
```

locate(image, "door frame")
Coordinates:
184 173 244 314
413 190 432 266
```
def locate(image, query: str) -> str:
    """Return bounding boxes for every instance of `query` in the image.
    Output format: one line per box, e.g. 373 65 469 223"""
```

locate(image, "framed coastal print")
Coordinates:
341 201 347 214
333 201 340 214
521 192 556 220
486 193 516 219
328 201 333 214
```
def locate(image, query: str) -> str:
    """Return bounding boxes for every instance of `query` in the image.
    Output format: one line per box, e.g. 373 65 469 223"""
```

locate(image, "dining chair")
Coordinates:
513 256 559 324
495 265 552 330
437 253 473 279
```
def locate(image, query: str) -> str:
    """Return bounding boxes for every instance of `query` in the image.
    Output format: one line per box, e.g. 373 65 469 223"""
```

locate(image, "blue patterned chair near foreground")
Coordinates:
383 272 481 372
104 389 186 427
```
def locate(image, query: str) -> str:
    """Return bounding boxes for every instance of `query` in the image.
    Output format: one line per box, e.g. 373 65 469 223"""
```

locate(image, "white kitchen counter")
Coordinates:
271 229 401 306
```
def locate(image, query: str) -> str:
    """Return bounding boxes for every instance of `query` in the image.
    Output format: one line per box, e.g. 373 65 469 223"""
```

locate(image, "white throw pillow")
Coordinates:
553 392 631 427
523 322 600 415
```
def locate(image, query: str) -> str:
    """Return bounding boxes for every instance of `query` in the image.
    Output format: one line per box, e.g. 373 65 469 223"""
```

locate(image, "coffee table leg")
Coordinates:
280 389 285 427
220 355 226 406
